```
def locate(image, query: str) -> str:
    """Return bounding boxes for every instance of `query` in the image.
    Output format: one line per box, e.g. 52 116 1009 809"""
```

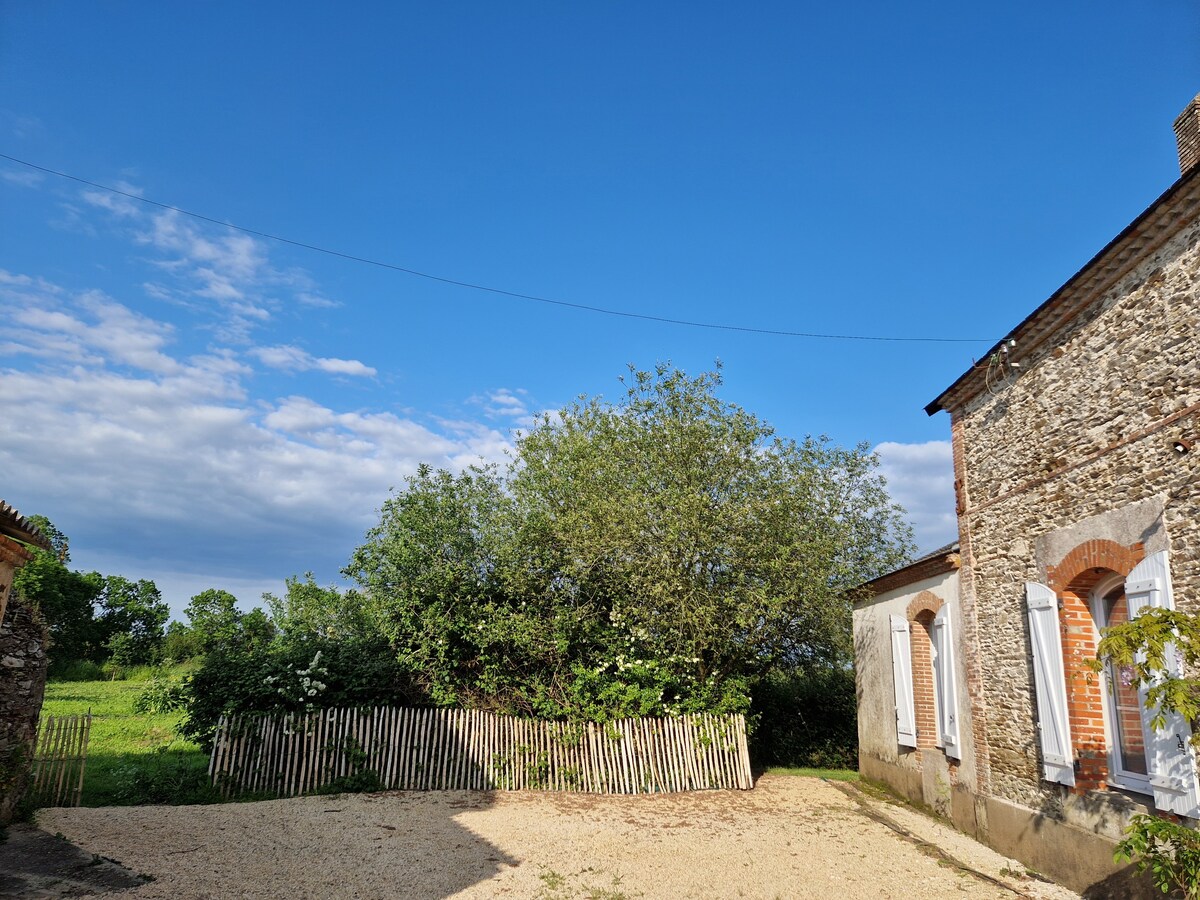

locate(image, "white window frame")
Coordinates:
1090 573 1152 796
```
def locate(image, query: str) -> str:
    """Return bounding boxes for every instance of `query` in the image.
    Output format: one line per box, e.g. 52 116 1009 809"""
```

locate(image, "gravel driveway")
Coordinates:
30 775 1079 899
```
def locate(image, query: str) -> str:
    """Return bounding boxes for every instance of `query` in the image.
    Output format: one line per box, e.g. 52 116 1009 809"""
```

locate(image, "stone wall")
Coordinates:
0 599 50 824
952 209 1200 821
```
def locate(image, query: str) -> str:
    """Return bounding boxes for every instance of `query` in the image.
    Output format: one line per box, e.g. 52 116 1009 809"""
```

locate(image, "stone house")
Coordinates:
0 500 52 823
854 92 1200 893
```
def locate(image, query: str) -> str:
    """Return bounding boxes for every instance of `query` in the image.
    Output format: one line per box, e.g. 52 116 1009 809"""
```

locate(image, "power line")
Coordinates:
0 152 994 344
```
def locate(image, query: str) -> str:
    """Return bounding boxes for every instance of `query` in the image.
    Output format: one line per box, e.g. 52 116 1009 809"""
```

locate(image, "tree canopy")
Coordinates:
347 364 913 719
11 539 102 662
12 516 171 669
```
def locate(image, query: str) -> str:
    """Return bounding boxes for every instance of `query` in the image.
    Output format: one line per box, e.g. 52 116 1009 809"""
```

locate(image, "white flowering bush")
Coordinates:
180 635 421 749
263 651 328 705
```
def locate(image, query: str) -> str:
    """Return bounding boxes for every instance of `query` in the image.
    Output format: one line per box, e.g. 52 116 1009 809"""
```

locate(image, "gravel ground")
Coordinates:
31 775 1080 899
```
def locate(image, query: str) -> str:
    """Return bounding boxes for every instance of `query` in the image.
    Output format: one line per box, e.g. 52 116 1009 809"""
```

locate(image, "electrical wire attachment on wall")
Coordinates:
984 338 1020 396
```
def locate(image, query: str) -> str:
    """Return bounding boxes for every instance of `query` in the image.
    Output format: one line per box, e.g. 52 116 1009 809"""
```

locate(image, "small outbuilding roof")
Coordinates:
0 500 51 552
857 542 960 601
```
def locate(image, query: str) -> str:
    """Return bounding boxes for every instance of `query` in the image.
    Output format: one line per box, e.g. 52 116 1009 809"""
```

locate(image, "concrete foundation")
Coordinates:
862 753 1160 897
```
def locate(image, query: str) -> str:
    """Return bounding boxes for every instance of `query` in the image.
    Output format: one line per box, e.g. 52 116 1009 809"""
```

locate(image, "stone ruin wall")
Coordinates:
0 599 50 823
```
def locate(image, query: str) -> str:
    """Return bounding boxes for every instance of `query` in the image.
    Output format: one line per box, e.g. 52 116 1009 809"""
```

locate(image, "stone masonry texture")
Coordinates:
953 211 1200 816
0 599 50 824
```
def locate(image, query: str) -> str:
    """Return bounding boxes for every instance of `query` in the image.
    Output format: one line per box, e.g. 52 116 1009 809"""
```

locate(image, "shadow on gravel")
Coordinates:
36 789 519 899
0 824 147 898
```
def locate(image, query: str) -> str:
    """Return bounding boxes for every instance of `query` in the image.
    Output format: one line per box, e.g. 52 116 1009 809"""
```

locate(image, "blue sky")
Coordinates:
2 2 1198 617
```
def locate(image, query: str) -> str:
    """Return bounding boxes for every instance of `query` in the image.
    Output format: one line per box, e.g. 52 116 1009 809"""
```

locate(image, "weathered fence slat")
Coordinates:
31 711 92 808
208 707 752 799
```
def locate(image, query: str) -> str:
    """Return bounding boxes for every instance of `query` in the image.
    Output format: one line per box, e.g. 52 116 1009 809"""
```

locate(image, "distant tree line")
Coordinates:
14 516 171 672
12 517 276 675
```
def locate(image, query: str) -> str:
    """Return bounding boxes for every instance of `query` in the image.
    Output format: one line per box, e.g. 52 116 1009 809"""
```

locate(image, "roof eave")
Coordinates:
856 542 961 601
926 164 1200 417
0 501 51 552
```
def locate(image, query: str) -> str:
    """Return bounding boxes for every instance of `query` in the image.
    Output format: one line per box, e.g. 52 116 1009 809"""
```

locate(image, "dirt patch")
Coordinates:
34 776 1081 899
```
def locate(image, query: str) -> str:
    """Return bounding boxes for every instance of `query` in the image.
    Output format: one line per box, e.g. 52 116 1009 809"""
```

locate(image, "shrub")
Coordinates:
113 744 220 805
133 675 188 714
346 366 912 723
48 659 104 682
317 737 384 794
749 666 857 769
181 635 424 749
1116 814 1200 899
99 662 165 682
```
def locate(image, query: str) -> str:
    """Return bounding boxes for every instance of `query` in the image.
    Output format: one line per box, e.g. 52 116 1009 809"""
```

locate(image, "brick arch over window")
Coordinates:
1047 540 1145 594
1048 539 1145 792
907 592 944 749
906 590 944 620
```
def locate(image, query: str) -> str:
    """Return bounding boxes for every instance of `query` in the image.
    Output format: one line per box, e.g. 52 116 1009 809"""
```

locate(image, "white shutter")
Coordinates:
1026 582 1075 786
890 614 917 748
934 605 961 759
1126 551 1200 818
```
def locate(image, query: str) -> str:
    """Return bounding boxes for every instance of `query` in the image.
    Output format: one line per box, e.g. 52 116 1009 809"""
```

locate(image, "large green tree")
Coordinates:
11 516 103 663
264 574 371 641
348 365 913 719
13 516 173 668
166 588 275 657
95 575 169 666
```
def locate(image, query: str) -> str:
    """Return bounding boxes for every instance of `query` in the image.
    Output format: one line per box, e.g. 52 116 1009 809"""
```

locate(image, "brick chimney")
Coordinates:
1174 92 1200 174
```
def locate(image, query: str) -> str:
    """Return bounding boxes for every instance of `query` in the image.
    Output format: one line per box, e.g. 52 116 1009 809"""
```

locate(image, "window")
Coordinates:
1092 577 1150 792
891 594 959 757
1027 549 1200 817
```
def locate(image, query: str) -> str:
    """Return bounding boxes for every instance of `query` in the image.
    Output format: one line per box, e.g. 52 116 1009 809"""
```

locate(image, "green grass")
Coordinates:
41 674 215 807
763 766 860 782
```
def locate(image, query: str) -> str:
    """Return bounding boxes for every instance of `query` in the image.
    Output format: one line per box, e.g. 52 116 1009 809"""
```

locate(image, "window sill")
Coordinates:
1105 779 1152 799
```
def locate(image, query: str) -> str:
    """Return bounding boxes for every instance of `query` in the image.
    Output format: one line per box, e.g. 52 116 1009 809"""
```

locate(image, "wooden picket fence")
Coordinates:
30 712 92 808
209 707 752 798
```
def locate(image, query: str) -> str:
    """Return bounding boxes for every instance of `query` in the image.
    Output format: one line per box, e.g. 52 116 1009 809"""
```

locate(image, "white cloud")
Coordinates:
80 181 143 218
488 388 528 412
137 210 276 337
296 291 340 309
11 115 45 140
874 440 957 554
3 183 512 601
252 344 376 377
0 275 179 373
470 387 541 428
315 357 375 377
77 187 337 343
0 269 514 605
2 168 43 188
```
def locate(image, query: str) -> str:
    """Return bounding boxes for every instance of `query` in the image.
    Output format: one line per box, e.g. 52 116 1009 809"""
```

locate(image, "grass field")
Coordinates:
40 676 214 807
763 765 859 781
